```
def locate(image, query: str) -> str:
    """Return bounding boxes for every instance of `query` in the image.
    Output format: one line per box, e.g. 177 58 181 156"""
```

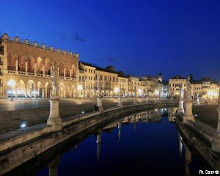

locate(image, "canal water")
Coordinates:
16 108 210 176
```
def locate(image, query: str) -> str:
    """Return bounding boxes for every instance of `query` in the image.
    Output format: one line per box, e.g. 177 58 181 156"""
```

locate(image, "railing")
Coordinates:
6 35 76 57
8 70 16 74
6 69 76 81
18 71 25 75
28 72 34 76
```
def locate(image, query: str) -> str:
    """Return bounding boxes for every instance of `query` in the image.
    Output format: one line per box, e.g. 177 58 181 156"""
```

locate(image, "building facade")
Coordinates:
0 33 78 98
169 75 219 100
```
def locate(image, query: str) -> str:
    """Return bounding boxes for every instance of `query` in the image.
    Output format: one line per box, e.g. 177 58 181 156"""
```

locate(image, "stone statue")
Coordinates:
179 83 184 99
185 77 191 100
51 63 59 99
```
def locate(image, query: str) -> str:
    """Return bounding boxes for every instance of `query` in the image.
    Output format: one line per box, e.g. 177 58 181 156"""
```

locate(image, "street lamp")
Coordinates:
8 79 15 98
138 89 142 96
114 87 119 95
77 84 82 98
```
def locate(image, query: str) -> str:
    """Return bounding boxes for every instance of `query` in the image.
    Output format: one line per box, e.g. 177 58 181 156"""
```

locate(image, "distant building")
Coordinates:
190 77 219 100
169 75 219 100
169 76 186 98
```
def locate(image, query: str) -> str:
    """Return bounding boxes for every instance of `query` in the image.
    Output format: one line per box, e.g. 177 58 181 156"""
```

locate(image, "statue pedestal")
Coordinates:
183 100 194 123
212 106 220 152
177 99 184 114
133 98 137 105
118 96 123 107
47 98 62 131
146 97 149 103
97 97 103 111
197 97 200 105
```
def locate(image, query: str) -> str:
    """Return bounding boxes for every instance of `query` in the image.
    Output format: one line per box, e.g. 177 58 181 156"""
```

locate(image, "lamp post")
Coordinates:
138 88 142 103
77 84 82 98
8 80 15 99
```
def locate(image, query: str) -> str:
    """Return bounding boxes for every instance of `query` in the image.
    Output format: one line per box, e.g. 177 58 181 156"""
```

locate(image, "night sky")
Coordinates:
0 0 219 81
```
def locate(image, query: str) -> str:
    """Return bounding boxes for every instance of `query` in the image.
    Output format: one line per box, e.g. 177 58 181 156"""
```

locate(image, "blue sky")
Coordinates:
0 0 220 80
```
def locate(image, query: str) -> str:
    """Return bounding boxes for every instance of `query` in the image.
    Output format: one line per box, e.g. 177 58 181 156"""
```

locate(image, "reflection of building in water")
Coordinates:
178 132 183 156
168 108 177 122
117 121 122 142
184 143 191 176
48 155 62 176
96 129 102 161
103 110 162 132
133 115 137 131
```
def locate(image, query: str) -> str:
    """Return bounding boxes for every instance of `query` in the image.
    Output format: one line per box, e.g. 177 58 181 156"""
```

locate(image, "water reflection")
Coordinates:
96 129 102 161
48 155 61 176
9 108 214 176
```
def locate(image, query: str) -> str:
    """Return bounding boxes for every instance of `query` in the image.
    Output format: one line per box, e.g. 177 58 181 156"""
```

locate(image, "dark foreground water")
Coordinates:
16 108 211 176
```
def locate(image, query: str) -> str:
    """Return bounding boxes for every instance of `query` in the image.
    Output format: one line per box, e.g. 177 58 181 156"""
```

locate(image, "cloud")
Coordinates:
72 33 86 42
105 57 114 62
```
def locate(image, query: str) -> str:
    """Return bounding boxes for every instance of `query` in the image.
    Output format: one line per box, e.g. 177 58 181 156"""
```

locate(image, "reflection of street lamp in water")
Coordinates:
8 80 15 98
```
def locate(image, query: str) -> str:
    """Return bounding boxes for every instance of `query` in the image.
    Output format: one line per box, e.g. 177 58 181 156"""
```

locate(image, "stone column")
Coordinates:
42 88 45 98
34 63 37 76
34 87 36 98
118 89 123 107
97 78 103 111
25 61 28 74
97 97 103 111
15 60 18 73
177 99 184 114
50 66 53 75
48 155 61 176
43 64 45 77
25 87 27 98
64 68 66 78
212 91 220 152
47 98 62 131
197 96 200 105
96 129 102 161
70 69 73 78
183 100 194 123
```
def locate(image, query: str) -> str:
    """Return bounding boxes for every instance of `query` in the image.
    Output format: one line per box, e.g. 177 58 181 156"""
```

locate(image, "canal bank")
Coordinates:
0 102 177 175
176 112 220 170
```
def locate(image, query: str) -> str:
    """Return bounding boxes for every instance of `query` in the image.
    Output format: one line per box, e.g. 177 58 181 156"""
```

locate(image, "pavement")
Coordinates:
0 97 217 136
0 97 155 135
193 104 218 129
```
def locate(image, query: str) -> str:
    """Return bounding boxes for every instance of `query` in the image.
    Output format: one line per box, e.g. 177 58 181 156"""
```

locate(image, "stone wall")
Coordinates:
0 102 176 175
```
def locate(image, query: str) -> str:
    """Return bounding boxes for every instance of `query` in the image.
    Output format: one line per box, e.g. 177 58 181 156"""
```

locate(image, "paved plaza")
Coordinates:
0 97 217 136
0 97 149 134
